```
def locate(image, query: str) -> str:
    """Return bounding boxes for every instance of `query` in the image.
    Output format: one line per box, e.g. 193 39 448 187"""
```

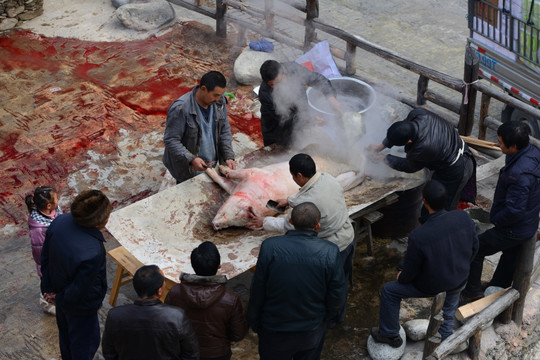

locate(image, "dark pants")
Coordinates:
333 241 355 323
463 227 529 296
378 280 460 340
420 154 474 223
55 306 100 360
258 322 327 360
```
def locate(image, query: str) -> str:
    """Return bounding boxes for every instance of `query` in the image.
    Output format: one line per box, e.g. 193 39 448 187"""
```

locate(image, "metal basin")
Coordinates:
306 77 376 119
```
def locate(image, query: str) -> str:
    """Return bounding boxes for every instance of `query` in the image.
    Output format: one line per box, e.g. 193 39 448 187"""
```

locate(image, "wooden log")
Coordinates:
303 0 318 51
423 90 462 114
473 82 540 119
345 42 356 76
264 0 275 33
512 233 537 326
530 241 540 286
476 155 505 181
458 47 479 136
478 92 491 140
455 287 510 321
417 75 429 106
468 330 482 360
428 289 519 359
498 303 513 324
423 331 442 360
167 0 216 18
216 0 227 37
311 20 463 91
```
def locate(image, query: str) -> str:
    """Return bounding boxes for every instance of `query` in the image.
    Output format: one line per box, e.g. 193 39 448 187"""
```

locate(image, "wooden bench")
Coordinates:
107 246 177 306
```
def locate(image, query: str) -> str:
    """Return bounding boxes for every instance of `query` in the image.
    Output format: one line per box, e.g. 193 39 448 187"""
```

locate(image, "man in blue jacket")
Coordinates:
247 202 347 359
370 180 478 347
461 121 540 303
41 190 112 360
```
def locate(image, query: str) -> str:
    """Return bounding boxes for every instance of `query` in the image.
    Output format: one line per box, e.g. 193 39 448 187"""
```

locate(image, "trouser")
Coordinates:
378 280 461 340
463 227 529 296
420 154 474 223
258 321 327 360
333 241 355 324
55 306 100 360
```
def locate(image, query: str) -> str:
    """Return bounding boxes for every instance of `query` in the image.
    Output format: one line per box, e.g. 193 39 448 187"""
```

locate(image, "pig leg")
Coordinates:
205 168 236 194
336 171 365 191
218 165 259 181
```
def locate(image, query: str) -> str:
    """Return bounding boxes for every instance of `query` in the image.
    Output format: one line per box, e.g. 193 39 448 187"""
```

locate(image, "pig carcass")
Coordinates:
206 158 364 230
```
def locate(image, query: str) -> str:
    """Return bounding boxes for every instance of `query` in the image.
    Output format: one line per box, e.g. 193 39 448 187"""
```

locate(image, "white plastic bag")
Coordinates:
295 40 341 79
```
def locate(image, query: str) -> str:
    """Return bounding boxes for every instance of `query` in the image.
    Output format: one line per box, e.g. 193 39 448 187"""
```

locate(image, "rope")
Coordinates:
462 79 479 105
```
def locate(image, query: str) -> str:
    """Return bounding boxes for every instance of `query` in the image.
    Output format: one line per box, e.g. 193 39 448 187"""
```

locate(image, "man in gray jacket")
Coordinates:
163 71 236 183
249 153 354 323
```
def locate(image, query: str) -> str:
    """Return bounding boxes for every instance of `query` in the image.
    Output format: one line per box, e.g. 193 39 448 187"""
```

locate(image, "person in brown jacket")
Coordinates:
165 241 248 360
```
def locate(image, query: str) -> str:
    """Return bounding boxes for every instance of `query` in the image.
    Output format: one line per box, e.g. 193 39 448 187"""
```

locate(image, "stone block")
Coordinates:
233 47 278 85
6 4 23 17
17 7 42 20
0 16 17 30
115 0 175 30
367 326 406 360
403 319 429 341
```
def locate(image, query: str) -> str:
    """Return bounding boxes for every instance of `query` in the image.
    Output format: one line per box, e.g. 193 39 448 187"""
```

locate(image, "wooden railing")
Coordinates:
166 0 540 357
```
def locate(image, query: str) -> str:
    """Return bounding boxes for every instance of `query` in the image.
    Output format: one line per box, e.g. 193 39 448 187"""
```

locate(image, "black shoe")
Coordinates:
370 327 403 348
459 292 483 306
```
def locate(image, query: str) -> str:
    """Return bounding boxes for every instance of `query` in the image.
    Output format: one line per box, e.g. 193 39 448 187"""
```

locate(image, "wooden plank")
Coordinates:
476 155 505 181
460 135 500 151
455 287 510 321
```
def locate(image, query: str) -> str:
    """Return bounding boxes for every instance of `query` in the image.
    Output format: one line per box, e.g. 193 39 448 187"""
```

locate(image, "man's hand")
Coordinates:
226 159 236 170
43 292 56 304
328 96 344 118
246 208 264 230
276 198 289 208
367 143 385 153
191 157 207 171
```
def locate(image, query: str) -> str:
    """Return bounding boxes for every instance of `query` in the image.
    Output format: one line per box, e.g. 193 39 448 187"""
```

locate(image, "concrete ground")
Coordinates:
1 0 539 359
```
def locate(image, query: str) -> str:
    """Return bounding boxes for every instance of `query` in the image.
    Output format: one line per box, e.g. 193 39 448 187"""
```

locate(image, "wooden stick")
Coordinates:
455 287 511 321
460 135 501 151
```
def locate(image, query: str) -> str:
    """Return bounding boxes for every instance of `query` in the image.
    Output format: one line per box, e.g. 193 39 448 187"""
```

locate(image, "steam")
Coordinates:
269 80 412 181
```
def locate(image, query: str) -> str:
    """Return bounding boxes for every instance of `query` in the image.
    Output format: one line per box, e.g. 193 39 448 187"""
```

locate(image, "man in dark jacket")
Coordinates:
370 181 478 347
461 121 540 303
41 190 112 360
163 70 236 183
370 108 475 222
247 202 347 359
258 60 340 147
102 265 199 360
165 241 247 360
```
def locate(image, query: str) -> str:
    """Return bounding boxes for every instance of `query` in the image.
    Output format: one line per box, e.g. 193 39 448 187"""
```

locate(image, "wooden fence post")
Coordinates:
478 92 491 140
468 330 482 360
417 75 429 106
345 42 356 75
422 292 446 359
303 0 319 51
511 232 537 326
458 47 479 135
216 0 227 37
264 0 275 34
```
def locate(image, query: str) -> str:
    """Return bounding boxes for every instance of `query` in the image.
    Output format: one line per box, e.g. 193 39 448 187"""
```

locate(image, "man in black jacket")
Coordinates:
258 60 340 147
370 108 475 222
102 265 199 360
370 181 478 347
247 202 347 359
41 190 112 360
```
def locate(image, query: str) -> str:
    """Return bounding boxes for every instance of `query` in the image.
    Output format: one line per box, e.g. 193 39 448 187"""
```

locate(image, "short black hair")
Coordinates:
289 153 316 178
497 120 530 150
291 202 321 230
200 71 226 91
25 186 57 213
386 121 416 146
133 265 164 298
422 180 447 211
191 241 220 276
260 60 281 83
